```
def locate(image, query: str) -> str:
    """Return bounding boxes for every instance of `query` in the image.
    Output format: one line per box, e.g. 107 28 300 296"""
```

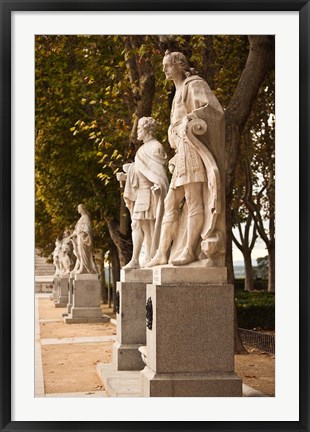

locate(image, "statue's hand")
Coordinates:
116 172 127 182
151 184 160 194
168 154 176 174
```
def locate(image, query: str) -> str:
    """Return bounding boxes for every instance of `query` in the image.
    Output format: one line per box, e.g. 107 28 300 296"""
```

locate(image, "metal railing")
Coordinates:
239 328 275 354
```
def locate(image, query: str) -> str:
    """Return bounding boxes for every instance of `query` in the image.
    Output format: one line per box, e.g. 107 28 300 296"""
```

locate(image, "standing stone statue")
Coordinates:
70 204 98 274
59 231 76 275
52 238 62 275
148 51 225 267
117 117 169 269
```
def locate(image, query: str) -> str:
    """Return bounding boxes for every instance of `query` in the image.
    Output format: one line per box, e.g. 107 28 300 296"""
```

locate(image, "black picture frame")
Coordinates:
1 1 309 431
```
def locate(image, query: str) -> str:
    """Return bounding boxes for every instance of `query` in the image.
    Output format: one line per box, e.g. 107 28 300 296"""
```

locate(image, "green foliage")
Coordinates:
256 256 269 279
235 285 275 330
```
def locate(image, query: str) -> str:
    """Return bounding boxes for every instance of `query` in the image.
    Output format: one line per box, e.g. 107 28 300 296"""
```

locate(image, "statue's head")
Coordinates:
77 204 88 215
138 117 157 134
137 117 157 141
163 50 197 78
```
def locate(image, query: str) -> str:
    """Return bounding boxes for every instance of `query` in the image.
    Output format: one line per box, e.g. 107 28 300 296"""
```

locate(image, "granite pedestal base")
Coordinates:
62 276 74 317
112 268 152 371
64 274 108 324
50 276 59 301
54 276 69 308
140 281 242 397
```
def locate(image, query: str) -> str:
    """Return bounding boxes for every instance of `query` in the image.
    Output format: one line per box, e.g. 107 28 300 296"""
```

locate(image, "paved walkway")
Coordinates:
35 293 108 398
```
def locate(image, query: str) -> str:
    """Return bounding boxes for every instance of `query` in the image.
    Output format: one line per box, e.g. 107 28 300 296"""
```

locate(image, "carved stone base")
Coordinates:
141 367 242 397
67 276 74 313
53 276 68 308
50 276 59 301
152 263 227 285
64 274 106 324
112 341 145 371
112 270 152 371
141 281 242 397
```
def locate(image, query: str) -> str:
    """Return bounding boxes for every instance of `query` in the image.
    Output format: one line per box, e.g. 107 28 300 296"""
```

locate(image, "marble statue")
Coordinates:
148 51 226 268
70 204 98 274
117 117 169 269
60 231 76 275
52 238 62 275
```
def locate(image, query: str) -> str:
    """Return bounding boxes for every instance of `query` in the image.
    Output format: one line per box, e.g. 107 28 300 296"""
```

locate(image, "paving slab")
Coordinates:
45 391 107 398
97 363 142 397
41 335 116 346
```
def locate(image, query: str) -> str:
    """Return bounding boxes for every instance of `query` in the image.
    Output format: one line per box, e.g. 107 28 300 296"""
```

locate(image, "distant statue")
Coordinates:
60 231 76 275
117 117 169 269
52 238 62 276
70 204 98 274
148 51 225 267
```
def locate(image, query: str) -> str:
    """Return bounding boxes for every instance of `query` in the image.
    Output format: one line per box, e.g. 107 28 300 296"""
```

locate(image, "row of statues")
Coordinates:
118 51 225 269
53 204 98 276
52 50 225 275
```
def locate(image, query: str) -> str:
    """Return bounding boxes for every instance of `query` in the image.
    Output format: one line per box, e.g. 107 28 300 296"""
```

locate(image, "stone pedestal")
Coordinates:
68 276 74 313
112 268 152 371
54 275 69 308
50 276 59 301
62 276 74 317
64 274 108 324
140 276 242 397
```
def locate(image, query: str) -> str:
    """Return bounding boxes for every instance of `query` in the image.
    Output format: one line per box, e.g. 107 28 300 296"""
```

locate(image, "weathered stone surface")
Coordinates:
141 282 242 397
64 276 105 324
141 367 242 397
50 276 60 301
152 264 227 285
146 283 235 374
120 268 153 283
112 280 146 371
54 276 68 308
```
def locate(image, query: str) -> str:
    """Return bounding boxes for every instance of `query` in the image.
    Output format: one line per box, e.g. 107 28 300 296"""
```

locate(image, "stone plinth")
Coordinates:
112 268 152 371
67 276 74 313
54 276 69 308
62 276 74 318
120 267 153 283
64 274 108 324
152 263 227 285
50 276 59 301
140 281 242 397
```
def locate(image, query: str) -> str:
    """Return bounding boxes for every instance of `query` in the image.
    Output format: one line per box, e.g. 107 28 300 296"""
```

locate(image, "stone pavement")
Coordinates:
35 293 109 397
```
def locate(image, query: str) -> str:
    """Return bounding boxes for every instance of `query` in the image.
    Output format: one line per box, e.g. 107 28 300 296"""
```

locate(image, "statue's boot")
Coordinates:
123 259 140 270
146 221 176 267
171 213 203 266
171 247 195 266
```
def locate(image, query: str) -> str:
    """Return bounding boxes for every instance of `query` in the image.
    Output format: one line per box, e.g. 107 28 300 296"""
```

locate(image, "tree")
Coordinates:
224 35 275 286
256 256 269 280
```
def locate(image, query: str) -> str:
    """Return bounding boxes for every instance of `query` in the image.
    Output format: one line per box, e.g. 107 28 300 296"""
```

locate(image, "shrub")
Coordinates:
235 287 275 330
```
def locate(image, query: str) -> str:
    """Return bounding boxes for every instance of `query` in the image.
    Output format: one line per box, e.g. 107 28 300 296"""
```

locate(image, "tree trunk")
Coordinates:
268 242 275 293
109 242 120 312
99 249 107 304
106 218 132 267
225 35 274 354
244 250 254 292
